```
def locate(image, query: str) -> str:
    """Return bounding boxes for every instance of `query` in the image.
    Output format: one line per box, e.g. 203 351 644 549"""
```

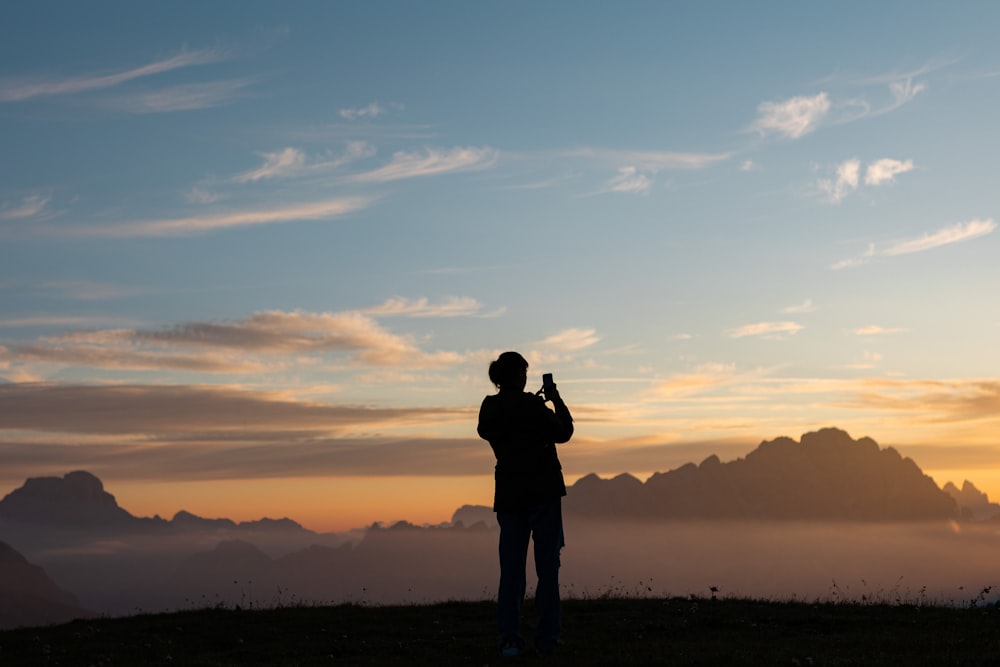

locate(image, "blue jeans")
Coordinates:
496 497 564 652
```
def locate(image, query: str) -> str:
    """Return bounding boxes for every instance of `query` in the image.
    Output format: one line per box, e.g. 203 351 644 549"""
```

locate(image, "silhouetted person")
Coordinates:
477 351 574 657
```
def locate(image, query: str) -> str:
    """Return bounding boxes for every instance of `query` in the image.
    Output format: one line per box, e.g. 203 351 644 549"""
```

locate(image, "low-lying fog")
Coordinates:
562 520 996 605
22 518 1000 617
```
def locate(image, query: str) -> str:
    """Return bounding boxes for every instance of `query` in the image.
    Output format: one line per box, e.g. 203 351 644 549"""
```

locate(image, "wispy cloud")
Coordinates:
566 148 730 171
750 92 831 139
105 78 253 113
883 77 927 115
538 328 601 352
339 102 385 120
782 298 816 314
865 158 914 186
652 363 738 398
729 321 803 339
351 146 498 183
184 187 224 205
830 244 876 270
752 72 929 141
818 158 860 203
832 77 926 124
559 148 729 196
0 47 226 102
68 197 371 238
883 219 995 256
363 296 502 318
232 142 375 183
0 194 52 220
818 157 914 203
234 147 307 183
606 166 652 194
833 219 995 269
854 325 908 336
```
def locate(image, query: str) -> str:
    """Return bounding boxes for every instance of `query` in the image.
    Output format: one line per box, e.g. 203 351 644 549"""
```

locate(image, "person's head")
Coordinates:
488 351 528 392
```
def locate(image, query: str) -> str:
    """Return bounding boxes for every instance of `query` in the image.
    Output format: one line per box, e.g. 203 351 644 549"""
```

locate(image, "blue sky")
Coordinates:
2 2 999 529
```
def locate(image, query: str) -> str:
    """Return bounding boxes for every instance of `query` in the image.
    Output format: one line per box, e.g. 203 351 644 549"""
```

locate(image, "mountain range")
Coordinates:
563 428 959 521
0 470 312 536
0 429 981 534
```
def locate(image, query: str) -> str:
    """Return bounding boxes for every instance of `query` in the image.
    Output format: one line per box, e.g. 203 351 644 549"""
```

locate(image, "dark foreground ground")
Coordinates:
2 597 999 666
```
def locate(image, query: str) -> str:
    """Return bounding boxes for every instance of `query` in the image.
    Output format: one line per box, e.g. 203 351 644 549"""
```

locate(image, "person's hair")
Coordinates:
488 351 528 390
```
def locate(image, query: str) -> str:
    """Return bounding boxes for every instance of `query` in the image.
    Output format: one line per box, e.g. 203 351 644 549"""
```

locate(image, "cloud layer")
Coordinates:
0 302 491 375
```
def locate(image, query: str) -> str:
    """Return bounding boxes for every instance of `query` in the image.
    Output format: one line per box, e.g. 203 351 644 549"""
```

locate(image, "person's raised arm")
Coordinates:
542 385 573 444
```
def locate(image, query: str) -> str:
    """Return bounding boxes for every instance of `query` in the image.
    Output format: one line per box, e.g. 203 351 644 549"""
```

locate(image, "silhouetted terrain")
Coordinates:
0 470 317 543
564 428 957 520
943 480 1000 520
2 597 1000 665
0 541 93 629
2 427 1000 630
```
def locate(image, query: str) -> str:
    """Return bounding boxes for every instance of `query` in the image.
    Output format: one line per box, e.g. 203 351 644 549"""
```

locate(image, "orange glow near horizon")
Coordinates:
110 475 495 533
105 466 1000 534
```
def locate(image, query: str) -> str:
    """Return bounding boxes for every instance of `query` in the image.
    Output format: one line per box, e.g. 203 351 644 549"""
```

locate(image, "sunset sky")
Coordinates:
2 2 999 532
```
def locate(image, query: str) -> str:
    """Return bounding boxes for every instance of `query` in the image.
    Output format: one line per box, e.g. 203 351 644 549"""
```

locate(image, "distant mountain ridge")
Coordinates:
0 470 311 535
0 471 134 526
0 541 94 629
1 428 994 535
564 428 960 521
943 480 1000 521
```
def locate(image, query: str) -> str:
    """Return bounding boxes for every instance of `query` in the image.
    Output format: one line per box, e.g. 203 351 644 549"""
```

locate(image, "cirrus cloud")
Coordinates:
66 197 372 238
832 219 996 269
351 146 498 183
854 325 909 336
538 328 601 352
606 166 653 194
363 296 503 318
0 47 226 102
750 92 831 139
729 321 803 339
0 194 52 220
884 219 996 256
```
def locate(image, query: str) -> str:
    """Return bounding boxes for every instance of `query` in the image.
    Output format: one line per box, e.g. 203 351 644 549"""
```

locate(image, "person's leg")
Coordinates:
496 510 530 651
531 497 564 653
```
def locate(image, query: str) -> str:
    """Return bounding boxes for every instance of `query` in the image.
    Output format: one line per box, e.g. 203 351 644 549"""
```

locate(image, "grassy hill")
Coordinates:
1 595 999 665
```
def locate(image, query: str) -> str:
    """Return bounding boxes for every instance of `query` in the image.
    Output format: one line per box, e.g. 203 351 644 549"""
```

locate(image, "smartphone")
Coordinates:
542 373 554 390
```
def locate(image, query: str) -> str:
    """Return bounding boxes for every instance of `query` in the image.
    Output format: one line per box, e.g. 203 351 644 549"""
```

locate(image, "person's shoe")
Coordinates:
498 638 523 657
535 638 562 657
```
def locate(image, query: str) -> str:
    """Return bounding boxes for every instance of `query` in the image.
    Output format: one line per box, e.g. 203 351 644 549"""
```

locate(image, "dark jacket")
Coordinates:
477 390 574 512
